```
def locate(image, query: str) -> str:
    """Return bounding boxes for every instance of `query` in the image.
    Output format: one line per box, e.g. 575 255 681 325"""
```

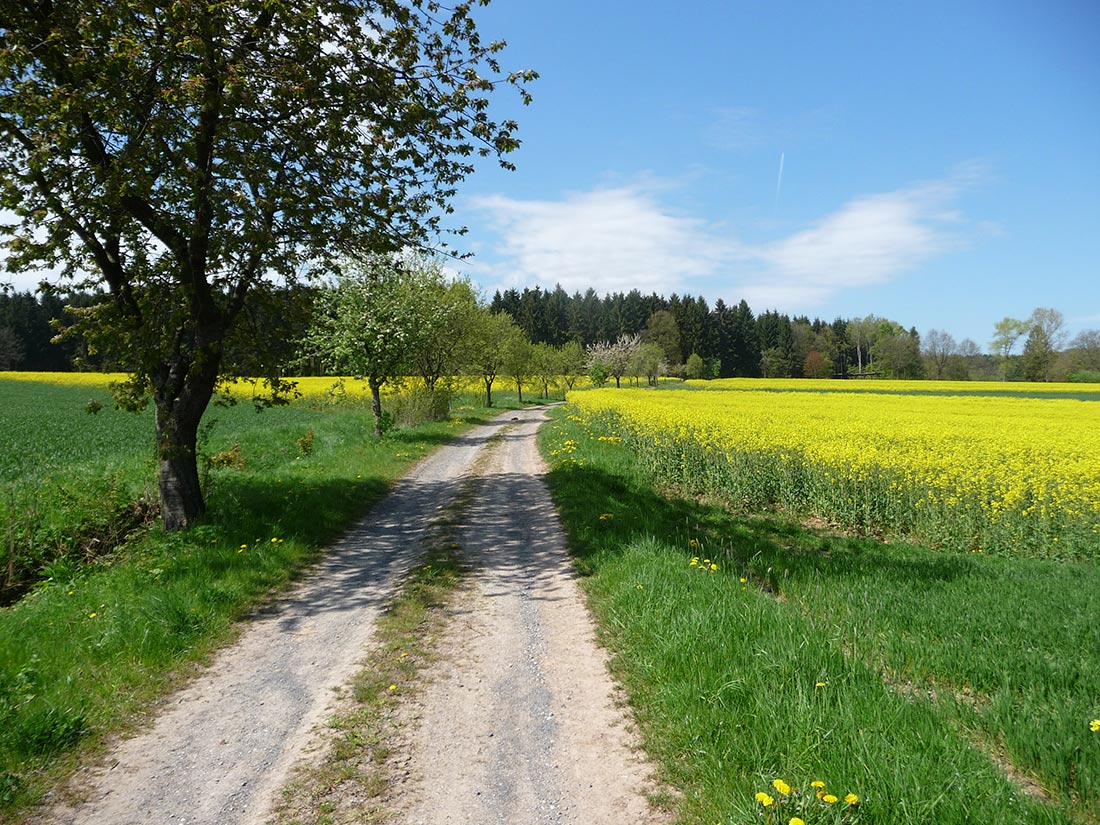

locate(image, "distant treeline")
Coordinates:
2 284 1097 382
489 285 978 380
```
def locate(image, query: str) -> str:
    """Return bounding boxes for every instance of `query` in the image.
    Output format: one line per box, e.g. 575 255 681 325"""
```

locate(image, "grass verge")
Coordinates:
0 382 525 820
538 405 1099 825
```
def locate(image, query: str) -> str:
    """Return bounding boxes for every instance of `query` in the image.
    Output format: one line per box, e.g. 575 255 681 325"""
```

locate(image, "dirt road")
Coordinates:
36 406 662 824
389 412 662 824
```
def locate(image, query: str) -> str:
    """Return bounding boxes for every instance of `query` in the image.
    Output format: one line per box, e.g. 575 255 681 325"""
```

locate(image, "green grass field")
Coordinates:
539 406 1100 825
0 375 524 816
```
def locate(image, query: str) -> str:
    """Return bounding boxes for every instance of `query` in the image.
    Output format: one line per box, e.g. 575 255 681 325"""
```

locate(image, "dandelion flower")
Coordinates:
790 819 806 825
388 684 396 691
772 779 791 795
810 780 825 789
88 612 97 619
815 681 827 688
754 792 774 807
739 577 747 583
636 584 644 590
823 794 838 804
1090 719 1100 732
845 793 859 805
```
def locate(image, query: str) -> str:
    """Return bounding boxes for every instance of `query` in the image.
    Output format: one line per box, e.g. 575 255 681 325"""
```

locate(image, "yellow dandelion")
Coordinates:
822 794 838 804
1090 719 1100 732
388 684 397 692
790 819 806 825
88 612 97 619
845 793 859 805
754 792 774 807
739 577 747 583
772 779 791 795
709 563 718 571
815 681 827 688
635 584 644 590
810 780 825 789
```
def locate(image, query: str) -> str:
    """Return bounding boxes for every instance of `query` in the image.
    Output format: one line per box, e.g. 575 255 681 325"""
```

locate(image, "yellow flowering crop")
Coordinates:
568 385 1100 558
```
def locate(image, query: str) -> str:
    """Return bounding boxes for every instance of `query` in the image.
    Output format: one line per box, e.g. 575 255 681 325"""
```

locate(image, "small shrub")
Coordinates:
387 387 451 427
295 431 315 457
209 443 245 469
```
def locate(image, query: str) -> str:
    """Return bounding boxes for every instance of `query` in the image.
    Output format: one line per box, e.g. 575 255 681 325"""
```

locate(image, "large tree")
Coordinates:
587 333 639 389
0 0 534 529
990 316 1029 380
303 255 430 438
468 310 518 407
923 328 958 379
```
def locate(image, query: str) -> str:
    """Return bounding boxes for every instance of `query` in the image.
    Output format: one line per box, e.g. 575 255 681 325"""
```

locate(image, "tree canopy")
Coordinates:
0 0 535 528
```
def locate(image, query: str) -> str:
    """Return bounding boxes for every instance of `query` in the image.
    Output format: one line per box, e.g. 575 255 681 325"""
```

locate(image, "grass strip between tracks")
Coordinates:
267 430 504 825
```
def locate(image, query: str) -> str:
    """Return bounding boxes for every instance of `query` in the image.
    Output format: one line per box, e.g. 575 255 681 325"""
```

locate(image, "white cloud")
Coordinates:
756 186 961 288
468 186 731 295
469 167 986 313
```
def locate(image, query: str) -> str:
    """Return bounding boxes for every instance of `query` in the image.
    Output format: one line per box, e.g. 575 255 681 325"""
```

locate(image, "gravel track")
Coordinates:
389 410 664 824
36 405 663 824
35 413 514 825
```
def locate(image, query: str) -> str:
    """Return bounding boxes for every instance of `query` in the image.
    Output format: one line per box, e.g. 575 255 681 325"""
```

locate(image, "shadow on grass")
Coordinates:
545 460 987 591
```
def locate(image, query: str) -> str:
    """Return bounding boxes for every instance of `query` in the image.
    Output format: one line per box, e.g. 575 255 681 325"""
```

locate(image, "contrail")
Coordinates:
774 151 785 212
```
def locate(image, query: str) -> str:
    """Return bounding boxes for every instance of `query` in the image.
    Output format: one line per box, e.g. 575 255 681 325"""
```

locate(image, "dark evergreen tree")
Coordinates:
516 286 548 343
621 289 648 336
713 298 735 378
545 284 570 346
730 300 760 376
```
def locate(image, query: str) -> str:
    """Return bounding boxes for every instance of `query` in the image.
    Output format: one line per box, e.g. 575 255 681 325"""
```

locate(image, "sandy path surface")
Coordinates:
388 411 664 824
35 413 515 825
36 405 663 825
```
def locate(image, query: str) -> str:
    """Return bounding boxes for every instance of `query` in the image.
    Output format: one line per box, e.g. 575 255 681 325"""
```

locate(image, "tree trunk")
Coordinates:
515 378 523 403
369 376 384 438
484 376 493 407
154 380 215 532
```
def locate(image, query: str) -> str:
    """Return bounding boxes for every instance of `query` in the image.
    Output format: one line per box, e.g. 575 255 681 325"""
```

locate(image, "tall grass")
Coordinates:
0 377 524 816
539 407 1099 825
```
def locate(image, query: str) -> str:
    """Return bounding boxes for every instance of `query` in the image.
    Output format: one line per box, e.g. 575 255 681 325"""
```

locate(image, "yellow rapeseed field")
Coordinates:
1 372 403 400
568 385 1100 558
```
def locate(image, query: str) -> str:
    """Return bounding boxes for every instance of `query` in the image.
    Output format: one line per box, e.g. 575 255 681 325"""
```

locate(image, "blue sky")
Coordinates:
2 1 1095 351
456 0 1100 349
